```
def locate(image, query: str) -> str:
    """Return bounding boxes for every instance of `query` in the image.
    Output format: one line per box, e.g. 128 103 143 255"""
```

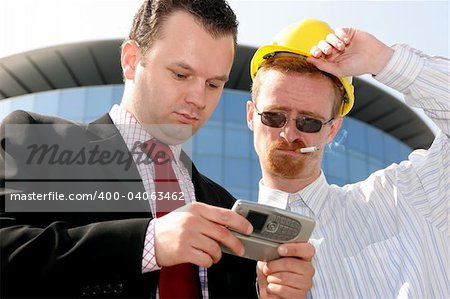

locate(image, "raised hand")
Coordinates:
307 27 394 77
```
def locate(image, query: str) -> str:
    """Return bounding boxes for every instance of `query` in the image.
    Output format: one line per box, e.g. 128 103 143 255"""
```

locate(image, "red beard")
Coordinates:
265 140 307 178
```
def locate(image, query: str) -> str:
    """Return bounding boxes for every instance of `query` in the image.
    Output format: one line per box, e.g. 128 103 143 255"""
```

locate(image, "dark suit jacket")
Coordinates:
0 110 257 298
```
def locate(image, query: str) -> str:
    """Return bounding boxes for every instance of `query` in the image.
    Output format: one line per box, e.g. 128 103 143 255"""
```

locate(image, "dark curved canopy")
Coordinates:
0 40 434 149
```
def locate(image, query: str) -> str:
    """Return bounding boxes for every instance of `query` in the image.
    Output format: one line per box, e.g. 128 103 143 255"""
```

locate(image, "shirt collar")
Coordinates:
109 104 182 163
258 171 330 216
298 172 330 216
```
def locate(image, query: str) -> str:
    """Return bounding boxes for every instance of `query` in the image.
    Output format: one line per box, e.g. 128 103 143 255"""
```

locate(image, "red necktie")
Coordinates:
142 139 200 298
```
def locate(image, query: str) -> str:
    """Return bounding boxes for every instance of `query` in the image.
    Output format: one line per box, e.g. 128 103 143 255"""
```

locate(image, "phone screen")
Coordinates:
246 211 267 233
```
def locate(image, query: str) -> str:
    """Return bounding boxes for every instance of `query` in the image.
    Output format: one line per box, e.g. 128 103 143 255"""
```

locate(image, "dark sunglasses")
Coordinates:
254 105 334 133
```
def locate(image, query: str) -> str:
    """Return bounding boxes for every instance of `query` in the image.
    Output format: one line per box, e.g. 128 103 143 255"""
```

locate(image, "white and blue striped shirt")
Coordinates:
258 44 450 299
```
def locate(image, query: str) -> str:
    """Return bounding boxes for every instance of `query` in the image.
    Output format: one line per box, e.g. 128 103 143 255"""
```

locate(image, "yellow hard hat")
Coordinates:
250 19 355 116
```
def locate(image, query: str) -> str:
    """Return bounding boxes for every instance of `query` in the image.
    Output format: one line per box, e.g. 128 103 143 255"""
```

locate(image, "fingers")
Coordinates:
191 230 223 264
179 204 248 259
200 217 246 257
258 261 282 299
334 27 353 45
188 246 216 268
326 33 345 51
257 262 269 296
310 36 342 58
260 243 316 296
191 202 253 235
154 202 253 267
278 242 316 261
266 281 310 299
259 258 314 299
266 259 314 298
310 28 355 58
189 202 253 256
310 45 322 58
154 212 221 267
263 257 315 278
267 271 305 288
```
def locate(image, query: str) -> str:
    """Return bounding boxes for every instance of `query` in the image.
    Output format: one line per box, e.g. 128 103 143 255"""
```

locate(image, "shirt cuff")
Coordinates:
142 219 161 273
374 43 425 92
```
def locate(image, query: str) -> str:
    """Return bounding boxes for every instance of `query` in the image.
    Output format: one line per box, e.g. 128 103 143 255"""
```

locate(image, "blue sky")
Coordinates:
1 0 448 131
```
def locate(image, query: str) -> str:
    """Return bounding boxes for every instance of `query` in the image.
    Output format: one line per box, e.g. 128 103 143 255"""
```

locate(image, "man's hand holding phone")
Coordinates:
222 200 316 298
257 243 316 299
154 202 253 268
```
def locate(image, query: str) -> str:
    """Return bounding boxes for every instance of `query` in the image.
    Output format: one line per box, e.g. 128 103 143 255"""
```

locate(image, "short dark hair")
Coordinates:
252 57 345 118
126 0 238 54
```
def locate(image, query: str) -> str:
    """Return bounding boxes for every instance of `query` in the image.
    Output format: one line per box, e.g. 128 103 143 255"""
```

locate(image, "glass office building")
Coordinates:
0 41 434 201
0 85 415 201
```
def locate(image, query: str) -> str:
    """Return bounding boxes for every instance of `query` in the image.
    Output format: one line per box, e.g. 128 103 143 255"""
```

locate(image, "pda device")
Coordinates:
222 200 315 261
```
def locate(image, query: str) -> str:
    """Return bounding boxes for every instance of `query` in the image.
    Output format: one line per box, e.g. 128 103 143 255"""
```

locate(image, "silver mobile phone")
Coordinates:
222 200 315 261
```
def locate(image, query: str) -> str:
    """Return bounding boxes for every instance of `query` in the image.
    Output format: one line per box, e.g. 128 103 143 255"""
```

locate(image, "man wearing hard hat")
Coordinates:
249 19 449 298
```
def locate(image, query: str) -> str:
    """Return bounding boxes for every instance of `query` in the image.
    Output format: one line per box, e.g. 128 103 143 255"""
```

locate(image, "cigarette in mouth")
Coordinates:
299 146 320 153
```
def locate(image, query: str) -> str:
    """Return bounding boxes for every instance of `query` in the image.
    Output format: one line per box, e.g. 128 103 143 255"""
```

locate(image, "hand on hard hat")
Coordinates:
250 19 355 116
313 28 351 56
306 28 394 78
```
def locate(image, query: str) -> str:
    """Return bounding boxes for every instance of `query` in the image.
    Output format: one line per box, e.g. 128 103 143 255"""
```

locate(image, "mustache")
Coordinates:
269 140 306 151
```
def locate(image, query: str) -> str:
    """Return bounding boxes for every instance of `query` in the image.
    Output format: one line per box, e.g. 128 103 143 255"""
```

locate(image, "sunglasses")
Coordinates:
254 105 334 133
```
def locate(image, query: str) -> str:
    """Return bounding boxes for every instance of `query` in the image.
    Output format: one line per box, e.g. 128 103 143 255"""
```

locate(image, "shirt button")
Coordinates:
81 286 92 296
92 285 101 295
103 283 112 294
113 282 124 294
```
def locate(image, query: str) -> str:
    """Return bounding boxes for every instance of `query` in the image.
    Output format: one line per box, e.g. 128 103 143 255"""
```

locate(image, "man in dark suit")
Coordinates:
0 0 315 298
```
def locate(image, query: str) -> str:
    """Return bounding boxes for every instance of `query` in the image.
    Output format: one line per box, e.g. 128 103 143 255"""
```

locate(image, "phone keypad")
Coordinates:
259 214 302 241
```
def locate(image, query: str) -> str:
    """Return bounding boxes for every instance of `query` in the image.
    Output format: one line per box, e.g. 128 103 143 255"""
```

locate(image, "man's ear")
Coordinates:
327 117 343 143
121 40 140 80
246 100 255 132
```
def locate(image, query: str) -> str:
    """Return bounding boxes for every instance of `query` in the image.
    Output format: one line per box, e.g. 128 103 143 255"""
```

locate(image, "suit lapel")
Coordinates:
85 114 142 183
85 114 149 213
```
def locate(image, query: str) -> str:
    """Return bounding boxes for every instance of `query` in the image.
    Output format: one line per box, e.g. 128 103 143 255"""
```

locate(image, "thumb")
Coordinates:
306 56 340 77
278 242 316 261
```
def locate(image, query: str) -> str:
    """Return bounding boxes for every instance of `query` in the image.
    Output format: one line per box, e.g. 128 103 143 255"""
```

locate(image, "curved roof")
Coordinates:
0 40 434 149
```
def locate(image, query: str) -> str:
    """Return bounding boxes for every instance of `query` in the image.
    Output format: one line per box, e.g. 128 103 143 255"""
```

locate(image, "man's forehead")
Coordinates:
256 76 335 117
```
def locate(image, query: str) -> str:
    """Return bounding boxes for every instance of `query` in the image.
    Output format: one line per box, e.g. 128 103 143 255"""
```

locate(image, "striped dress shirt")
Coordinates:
258 44 449 299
